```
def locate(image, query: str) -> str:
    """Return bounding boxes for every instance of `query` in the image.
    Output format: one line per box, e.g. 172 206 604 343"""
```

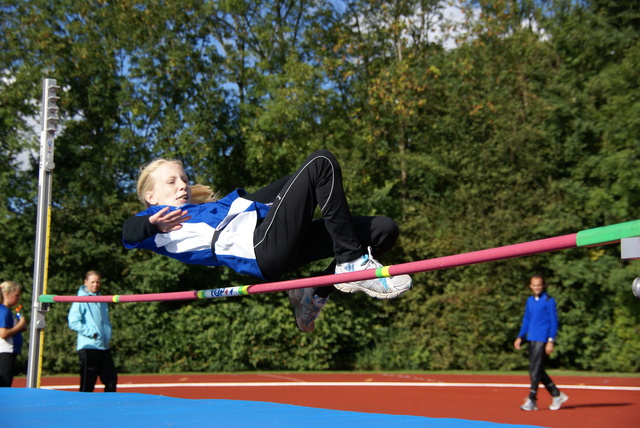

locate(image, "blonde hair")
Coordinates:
0 281 21 304
136 158 219 207
85 270 101 280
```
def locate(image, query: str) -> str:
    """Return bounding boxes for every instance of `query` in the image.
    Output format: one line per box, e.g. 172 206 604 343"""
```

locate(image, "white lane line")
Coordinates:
41 382 640 391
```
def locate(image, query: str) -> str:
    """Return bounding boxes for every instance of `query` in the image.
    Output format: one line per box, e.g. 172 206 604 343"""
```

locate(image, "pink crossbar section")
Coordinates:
48 233 578 302
245 233 579 294
387 233 579 277
50 291 200 303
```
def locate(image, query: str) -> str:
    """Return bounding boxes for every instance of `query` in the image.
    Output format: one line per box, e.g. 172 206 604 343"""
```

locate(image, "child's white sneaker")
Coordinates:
549 392 568 410
288 287 328 333
520 398 538 411
334 247 411 299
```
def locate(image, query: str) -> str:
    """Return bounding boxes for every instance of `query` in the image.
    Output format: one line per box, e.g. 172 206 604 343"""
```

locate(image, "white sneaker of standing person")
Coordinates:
288 287 329 333
549 392 568 410
334 246 412 299
520 398 538 411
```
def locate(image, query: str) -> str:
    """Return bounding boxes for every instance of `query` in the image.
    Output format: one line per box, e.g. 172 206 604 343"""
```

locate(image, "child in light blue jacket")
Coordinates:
68 271 117 392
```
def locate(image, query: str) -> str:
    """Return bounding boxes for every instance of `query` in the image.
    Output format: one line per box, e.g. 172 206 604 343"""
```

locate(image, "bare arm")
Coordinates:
0 317 27 339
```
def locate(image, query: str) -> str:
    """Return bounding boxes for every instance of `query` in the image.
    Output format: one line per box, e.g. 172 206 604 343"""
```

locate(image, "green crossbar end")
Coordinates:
39 295 55 303
576 219 640 247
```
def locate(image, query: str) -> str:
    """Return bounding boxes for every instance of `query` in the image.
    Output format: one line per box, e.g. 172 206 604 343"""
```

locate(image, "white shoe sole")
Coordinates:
334 276 412 299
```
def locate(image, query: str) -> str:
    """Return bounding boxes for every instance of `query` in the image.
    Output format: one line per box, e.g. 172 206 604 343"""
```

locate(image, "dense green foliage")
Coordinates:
1 0 638 375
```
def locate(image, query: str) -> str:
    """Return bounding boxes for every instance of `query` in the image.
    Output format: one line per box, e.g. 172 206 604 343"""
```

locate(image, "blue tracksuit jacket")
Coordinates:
517 292 558 342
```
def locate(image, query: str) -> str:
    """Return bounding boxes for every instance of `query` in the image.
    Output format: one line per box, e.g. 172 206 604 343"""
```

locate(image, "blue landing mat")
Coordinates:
1 389 544 428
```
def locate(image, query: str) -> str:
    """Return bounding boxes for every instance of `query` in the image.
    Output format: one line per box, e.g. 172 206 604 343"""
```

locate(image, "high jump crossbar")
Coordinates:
39 219 640 304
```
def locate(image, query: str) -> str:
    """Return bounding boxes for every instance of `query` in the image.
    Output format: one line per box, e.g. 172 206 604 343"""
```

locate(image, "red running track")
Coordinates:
15 373 640 428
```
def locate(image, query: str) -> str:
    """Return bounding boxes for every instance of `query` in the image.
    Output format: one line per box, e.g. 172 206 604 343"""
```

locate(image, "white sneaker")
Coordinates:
288 287 328 333
549 392 568 410
334 247 412 299
520 398 538 411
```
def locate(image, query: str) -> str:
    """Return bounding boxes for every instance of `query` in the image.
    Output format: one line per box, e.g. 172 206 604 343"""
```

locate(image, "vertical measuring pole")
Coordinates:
26 78 60 388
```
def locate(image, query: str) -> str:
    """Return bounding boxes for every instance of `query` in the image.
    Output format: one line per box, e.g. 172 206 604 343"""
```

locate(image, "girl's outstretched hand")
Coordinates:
149 207 191 232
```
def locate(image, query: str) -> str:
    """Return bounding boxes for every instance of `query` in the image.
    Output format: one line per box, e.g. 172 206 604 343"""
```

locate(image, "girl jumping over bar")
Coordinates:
122 150 411 333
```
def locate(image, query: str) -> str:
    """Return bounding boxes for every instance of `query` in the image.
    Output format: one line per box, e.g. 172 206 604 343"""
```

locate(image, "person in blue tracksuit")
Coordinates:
514 275 568 411
123 150 412 333
68 271 117 392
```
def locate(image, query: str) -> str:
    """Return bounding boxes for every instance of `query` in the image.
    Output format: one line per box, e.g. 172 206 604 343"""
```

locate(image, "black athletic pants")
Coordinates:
249 150 400 289
78 349 118 392
0 353 17 387
528 341 559 399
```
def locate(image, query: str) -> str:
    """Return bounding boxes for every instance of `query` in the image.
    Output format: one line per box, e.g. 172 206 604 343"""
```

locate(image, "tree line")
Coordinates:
0 0 638 374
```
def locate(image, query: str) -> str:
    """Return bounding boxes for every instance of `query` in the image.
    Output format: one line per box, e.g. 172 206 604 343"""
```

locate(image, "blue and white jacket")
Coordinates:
68 285 113 351
123 189 271 279
517 291 559 343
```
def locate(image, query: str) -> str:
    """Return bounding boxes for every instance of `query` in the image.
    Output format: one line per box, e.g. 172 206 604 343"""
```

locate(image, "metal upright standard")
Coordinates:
26 78 60 388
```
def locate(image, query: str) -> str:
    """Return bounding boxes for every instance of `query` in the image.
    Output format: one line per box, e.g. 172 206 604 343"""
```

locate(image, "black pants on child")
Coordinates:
78 349 118 392
528 341 560 400
0 353 18 387
249 150 399 283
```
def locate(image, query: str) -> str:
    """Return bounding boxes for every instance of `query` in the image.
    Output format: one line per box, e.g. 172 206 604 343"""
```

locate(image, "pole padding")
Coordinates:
576 219 640 247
